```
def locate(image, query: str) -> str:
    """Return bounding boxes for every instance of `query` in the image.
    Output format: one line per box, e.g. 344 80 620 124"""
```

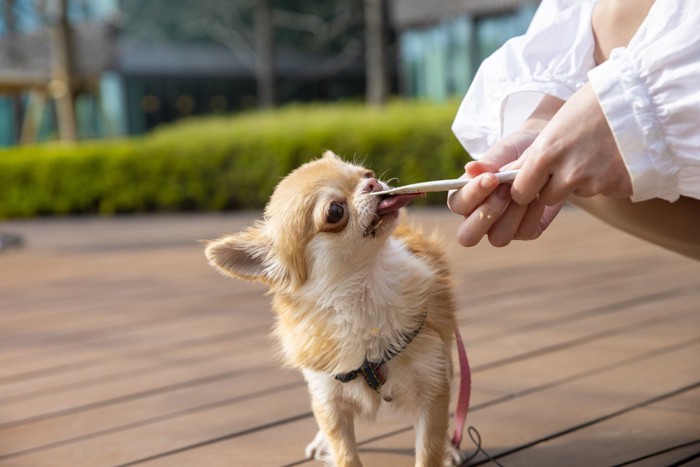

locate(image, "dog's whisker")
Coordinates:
383 177 399 187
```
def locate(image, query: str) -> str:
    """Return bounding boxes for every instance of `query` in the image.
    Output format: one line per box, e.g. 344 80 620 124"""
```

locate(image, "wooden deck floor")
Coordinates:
0 207 698 467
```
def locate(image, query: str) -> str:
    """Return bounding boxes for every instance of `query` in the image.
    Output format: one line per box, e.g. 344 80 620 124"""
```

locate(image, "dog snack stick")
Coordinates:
371 170 519 196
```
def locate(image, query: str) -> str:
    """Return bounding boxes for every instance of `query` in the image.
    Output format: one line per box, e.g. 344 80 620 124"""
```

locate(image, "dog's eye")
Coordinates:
327 202 345 224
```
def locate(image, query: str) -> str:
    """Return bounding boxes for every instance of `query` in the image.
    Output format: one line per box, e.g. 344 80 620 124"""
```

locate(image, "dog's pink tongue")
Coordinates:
376 193 422 215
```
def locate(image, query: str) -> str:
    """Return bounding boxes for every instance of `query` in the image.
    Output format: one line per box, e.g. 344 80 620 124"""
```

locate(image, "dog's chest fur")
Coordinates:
271 233 442 376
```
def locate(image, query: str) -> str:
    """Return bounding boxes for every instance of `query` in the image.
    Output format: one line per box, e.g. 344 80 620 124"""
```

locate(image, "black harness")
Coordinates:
334 317 425 392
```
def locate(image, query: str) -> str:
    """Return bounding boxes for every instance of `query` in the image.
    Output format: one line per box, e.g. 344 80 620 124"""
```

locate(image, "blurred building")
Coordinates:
0 0 366 145
0 0 538 146
1 0 121 144
390 0 539 101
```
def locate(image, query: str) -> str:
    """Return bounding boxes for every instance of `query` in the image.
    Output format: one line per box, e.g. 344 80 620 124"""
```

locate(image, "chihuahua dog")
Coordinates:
205 151 460 466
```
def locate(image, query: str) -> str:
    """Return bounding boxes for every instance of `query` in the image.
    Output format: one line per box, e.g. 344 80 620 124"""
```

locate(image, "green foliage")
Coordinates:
0 100 470 218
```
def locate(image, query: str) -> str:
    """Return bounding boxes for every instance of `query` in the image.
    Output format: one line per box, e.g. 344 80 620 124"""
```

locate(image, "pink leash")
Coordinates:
451 326 471 449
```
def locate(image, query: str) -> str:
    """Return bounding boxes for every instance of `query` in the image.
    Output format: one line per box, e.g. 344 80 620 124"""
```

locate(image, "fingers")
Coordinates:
491 146 565 208
465 160 500 178
536 172 572 206
515 200 546 239
485 197 554 246
451 128 549 247
456 185 511 247
540 202 564 232
447 173 499 216
480 131 533 169
448 153 520 217
515 159 632 204
510 84 635 205
488 201 528 247
509 149 554 206
455 196 563 248
515 201 562 240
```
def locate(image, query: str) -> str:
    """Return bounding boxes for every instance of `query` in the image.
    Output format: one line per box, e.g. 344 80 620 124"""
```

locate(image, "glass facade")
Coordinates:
0 0 119 146
1 1 538 146
0 99 15 145
0 0 117 35
0 0 367 145
398 4 537 101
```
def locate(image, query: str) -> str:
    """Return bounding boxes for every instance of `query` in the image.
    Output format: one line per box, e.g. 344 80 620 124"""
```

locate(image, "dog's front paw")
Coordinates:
446 444 466 466
305 430 333 464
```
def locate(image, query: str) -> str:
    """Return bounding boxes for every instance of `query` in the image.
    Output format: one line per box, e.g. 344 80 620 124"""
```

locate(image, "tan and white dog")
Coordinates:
205 151 460 466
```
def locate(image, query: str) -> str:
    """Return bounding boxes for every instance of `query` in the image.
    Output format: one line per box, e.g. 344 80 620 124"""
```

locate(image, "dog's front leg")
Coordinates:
414 381 451 467
310 397 361 467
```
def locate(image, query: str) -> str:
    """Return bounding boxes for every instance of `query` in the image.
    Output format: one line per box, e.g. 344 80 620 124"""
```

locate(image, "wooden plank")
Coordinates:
0 327 265 401
239 304 699 465
0 264 266 356
467 298 699 378
461 278 699 349
113 298 700 465
132 402 412 467
351 345 700 466
0 298 270 382
498 387 700 466
0 209 698 466
462 347 700 466
0 367 303 462
0 336 279 428
0 383 311 467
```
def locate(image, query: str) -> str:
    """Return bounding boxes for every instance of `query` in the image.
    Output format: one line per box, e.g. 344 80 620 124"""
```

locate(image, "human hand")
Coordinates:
448 129 563 247
509 83 633 206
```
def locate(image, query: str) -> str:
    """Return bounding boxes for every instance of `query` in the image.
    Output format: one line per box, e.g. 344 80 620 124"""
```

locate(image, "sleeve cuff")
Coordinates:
587 49 679 202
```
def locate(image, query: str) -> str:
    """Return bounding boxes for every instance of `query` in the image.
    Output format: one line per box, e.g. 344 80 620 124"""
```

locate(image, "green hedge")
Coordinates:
0 100 470 218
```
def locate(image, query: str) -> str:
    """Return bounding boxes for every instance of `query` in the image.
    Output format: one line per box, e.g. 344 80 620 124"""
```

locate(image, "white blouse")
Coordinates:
452 0 700 202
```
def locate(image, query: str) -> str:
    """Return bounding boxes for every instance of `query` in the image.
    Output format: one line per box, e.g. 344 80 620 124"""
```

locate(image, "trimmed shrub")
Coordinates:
0 100 470 218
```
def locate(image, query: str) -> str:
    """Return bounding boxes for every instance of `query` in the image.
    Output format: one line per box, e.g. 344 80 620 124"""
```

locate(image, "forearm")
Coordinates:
519 95 565 135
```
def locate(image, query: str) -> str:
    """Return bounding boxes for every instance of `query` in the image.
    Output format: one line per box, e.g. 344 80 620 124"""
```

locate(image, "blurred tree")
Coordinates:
2 1 10 26
118 0 371 107
254 0 275 107
363 0 387 107
120 0 274 107
3 0 25 141
45 0 78 141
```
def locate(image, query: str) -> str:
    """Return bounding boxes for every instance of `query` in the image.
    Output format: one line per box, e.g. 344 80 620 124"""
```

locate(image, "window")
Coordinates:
397 5 537 101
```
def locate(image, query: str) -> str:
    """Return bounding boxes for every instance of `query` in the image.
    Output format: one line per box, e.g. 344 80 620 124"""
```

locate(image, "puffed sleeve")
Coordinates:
452 0 597 158
587 0 700 202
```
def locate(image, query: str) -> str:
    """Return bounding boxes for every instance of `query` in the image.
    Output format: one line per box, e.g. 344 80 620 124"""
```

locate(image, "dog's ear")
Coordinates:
204 224 273 284
322 150 341 161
